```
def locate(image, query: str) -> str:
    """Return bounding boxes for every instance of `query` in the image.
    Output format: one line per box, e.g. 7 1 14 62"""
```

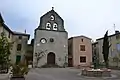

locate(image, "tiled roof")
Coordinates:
0 13 30 39
0 13 4 23
13 31 30 36
96 32 120 40
68 35 92 40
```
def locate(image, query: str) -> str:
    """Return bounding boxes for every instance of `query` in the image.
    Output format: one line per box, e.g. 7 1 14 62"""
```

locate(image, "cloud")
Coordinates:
0 0 120 42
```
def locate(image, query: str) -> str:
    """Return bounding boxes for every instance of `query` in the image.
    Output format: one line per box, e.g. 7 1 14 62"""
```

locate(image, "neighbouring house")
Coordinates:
0 13 30 64
33 7 68 67
68 36 92 67
96 30 120 67
26 39 34 65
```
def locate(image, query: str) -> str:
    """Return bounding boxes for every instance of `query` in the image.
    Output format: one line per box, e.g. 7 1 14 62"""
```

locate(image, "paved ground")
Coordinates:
1 68 120 80
25 68 120 80
0 73 9 80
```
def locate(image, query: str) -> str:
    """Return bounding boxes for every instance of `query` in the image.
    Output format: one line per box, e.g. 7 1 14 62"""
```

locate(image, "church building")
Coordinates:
33 7 68 67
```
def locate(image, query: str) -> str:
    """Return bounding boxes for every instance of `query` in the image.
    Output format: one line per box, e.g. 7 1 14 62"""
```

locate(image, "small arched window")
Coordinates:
81 39 83 42
17 44 22 51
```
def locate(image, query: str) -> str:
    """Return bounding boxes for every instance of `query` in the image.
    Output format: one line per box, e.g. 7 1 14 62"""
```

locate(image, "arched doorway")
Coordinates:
47 52 55 65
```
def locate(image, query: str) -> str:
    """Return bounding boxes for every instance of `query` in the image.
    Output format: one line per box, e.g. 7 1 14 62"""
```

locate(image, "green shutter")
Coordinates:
16 55 21 64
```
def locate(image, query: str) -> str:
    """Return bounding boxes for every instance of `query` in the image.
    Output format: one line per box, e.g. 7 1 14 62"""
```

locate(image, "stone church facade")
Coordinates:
33 8 68 67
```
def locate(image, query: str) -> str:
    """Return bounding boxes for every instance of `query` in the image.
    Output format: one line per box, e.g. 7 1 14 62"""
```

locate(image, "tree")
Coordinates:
102 31 111 68
0 32 12 72
35 50 47 68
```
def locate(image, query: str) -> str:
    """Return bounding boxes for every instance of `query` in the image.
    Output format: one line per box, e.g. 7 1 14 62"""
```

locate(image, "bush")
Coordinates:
11 63 29 77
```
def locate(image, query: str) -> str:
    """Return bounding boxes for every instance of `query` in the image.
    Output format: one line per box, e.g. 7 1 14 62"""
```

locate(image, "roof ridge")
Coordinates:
96 32 120 40
69 35 92 40
40 8 63 21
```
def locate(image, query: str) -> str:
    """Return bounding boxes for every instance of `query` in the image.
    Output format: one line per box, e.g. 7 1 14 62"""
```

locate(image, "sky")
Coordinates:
0 0 120 43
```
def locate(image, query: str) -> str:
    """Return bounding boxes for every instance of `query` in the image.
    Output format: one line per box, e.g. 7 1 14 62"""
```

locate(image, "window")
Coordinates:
50 15 54 20
50 38 54 42
8 32 10 38
116 34 120 39
80 56 86 63
19 36 22 39
81 39 83 42
94 44 96 47
80 45 85 51
17 44 22 51
16 55 21 64
40 38 47 44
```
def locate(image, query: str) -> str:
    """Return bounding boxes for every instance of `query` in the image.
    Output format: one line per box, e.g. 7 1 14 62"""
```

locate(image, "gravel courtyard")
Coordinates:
25 68 120 80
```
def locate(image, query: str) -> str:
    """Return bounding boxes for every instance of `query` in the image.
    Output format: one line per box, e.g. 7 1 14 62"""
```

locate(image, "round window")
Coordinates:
50 38 54 42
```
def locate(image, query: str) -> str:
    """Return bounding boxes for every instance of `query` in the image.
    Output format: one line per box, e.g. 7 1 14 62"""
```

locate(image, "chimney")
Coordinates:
115 30 119 34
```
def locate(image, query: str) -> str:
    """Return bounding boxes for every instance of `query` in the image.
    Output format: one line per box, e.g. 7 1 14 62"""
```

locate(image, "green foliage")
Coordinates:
11 63 29 77
0 32 12 71
102 31 111 68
